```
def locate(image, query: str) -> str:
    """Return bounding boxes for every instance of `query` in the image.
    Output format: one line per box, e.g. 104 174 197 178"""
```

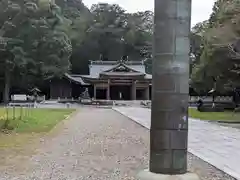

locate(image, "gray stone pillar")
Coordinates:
138 4 199 180
146 0 195 177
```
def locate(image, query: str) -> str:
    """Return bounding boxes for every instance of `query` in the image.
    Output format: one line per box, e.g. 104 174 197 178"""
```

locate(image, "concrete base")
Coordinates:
137 170 200 180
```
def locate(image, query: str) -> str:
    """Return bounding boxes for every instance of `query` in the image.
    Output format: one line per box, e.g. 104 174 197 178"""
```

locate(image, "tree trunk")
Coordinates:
4 68 10 103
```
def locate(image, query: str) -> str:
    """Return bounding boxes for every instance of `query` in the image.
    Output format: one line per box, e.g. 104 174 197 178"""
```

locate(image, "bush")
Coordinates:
197 106 224 112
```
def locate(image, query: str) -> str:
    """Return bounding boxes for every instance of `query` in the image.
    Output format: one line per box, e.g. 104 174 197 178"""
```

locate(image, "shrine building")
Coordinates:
49 59 152 100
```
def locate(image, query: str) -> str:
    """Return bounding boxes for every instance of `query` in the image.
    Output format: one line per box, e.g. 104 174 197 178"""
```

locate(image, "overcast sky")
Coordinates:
82 0 216 26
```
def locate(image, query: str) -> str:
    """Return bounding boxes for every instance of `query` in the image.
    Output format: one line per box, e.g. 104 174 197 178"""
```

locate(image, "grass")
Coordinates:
0 107 75 167
189 108 240 122
0 108 75 133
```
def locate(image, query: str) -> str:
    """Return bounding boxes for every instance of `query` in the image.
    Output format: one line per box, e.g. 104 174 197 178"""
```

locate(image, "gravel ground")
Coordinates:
0 107 236 180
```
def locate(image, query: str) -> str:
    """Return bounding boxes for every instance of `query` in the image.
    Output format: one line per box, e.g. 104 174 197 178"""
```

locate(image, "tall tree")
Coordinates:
191 0 240 93
0 1 155 101
0 0 72 102
0 0 30 102
68 3 153 74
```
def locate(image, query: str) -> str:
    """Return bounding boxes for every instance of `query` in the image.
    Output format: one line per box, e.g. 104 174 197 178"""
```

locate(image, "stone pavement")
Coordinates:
113 107 240 180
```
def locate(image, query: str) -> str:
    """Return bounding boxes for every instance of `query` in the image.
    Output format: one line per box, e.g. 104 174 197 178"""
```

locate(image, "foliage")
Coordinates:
62 3 153 74
0 0 72 102
190 0 240 93
0 0 154 101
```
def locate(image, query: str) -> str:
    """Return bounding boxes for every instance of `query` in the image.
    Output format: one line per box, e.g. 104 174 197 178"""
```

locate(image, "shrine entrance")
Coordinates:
110 85 131 100
136 89 145 100
96 89 107 100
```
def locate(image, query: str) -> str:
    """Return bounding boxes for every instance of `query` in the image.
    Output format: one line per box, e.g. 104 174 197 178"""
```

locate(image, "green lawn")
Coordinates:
0 108 75 133
189 108 240 122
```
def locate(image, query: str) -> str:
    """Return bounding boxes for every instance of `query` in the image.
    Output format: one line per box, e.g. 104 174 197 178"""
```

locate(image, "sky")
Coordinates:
82 0 216 26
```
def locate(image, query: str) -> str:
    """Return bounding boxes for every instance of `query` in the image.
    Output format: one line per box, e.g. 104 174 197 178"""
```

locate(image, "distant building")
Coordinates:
50 59 152 100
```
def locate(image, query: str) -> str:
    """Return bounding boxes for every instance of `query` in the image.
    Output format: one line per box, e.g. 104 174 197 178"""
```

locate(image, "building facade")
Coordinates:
50 59 152 100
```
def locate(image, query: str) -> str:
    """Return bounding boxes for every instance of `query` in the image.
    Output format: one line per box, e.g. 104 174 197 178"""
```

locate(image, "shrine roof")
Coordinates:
64 73 89 85
89 60 146 77
64 60 152 85
90 60 144 65
100 72 145 76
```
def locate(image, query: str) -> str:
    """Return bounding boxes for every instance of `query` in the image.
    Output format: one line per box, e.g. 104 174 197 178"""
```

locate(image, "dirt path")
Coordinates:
1 108 149 180
0 107 235 180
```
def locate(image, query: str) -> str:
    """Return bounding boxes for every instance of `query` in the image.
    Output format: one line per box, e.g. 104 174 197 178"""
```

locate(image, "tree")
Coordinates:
0 0 72 102
55 0 92 46
0 0 30 102
67 3 153 74
0 1 155 101
88 3 128 60
190 0 240 93
124 11 153 60
19 3 72 80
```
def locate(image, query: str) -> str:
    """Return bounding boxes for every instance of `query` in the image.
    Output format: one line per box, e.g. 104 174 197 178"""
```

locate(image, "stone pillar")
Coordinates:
149 0 191 174
93 85 97 99
137 0 200 179
131 80 136 100
145 86 150 100
107 80 110 100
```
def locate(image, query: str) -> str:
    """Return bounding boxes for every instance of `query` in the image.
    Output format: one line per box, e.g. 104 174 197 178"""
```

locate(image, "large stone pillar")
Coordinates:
131 80 136 100
149 0 191 174
138 0 199 179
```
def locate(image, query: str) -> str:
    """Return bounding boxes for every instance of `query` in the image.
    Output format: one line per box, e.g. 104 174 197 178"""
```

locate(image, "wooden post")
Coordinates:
107 79 110 100
145 86 150 100
131 80 136 100
94 85 97 100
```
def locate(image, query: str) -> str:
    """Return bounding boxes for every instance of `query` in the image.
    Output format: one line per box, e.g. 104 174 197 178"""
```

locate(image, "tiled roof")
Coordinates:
100 72 145 76
65 60 152 82
90 60 144 65
64 73 89 85
89 60 146 77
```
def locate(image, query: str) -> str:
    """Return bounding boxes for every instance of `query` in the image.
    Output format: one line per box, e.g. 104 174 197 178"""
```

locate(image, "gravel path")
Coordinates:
0 107 236 180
